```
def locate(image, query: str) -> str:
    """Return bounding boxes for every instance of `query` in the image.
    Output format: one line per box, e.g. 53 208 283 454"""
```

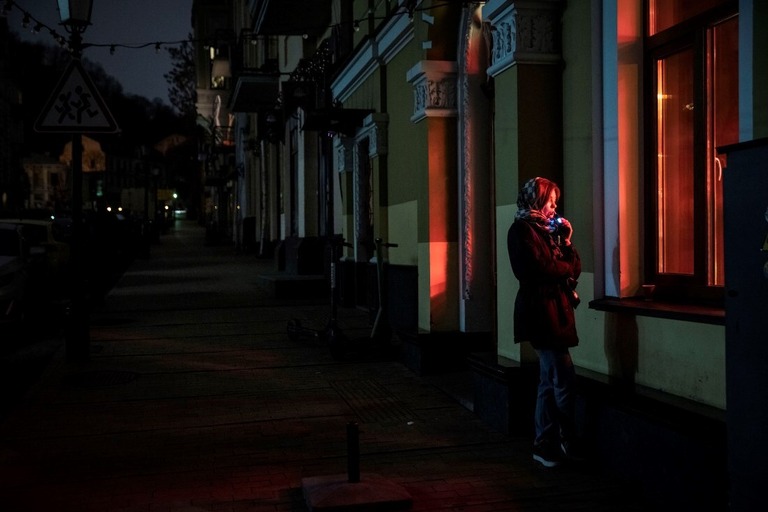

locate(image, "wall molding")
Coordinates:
334 137 355 173
483 0 562 77
358 113 389 158
406 60 458 123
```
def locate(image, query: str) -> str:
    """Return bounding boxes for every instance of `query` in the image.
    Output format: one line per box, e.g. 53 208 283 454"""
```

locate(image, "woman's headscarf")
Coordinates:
515 177 560 232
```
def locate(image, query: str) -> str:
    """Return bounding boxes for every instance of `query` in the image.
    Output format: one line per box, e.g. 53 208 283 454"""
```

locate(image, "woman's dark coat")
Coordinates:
507 220 581 349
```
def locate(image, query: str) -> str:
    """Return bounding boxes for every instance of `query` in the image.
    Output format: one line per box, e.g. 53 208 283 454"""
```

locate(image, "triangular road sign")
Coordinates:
35 60 119 133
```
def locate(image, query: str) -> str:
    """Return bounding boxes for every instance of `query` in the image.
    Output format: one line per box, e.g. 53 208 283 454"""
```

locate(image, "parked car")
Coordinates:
0 223 28 325
0 218 71 289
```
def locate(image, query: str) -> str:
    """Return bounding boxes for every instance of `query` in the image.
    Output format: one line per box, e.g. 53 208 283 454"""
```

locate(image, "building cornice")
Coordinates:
406 60 458 123
483 0 563 77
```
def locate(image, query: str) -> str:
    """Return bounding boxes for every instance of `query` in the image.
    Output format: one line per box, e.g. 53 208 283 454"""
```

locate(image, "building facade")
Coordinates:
0 17 25 215
191 1 768 508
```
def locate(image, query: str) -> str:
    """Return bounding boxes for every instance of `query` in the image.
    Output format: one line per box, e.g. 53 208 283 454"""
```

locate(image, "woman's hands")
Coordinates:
558 217 573 245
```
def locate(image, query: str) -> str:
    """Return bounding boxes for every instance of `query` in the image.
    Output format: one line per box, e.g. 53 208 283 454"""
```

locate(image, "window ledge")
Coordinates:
589 297 724 326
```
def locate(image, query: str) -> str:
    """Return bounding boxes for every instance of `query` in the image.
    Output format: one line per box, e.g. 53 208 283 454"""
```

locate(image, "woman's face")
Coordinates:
541 189 558 219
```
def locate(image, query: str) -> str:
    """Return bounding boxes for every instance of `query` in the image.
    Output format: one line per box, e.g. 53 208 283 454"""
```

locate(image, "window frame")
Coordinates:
642 1 738 306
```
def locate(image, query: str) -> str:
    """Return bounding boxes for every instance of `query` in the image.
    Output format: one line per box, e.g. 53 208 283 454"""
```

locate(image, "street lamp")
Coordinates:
57 0 93 57
57 0 93 362
57 0 93 27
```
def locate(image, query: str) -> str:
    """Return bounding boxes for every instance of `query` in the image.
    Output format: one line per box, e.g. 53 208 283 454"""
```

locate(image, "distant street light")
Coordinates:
57 0 94 363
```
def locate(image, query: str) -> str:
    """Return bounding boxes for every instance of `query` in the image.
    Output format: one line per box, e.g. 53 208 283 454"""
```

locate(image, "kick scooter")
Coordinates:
286 234 350 358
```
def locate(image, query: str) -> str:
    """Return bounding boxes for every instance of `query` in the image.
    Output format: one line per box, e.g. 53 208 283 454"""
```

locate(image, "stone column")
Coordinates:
407 60 459 332
485 0 564 191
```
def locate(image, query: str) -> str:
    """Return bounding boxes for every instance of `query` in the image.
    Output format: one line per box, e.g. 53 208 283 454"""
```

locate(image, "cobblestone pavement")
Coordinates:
0 220 647 511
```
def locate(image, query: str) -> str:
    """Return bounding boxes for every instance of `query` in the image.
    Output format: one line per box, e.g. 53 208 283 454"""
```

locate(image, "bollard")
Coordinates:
346 421 360 483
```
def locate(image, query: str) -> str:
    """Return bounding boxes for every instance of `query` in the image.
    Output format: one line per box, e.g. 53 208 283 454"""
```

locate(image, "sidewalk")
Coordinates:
0 220 646 512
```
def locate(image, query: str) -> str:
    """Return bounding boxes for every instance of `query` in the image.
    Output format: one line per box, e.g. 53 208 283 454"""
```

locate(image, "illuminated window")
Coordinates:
648 0 729 36
646 1 737 302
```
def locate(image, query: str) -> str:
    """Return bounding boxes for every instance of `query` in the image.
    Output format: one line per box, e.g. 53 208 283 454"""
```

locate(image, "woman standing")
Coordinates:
507 177 582 468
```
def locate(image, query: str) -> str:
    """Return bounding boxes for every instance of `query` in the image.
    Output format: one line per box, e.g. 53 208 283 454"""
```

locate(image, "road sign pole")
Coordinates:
36 3 114 363
33 22 118 363
65 133 89 362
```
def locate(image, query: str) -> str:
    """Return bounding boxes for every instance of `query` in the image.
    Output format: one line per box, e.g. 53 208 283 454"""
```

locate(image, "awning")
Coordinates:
229 73 280 113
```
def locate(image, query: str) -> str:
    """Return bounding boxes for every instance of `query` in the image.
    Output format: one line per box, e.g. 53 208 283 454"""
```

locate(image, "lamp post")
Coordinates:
58 0 93 362
57 0 93 57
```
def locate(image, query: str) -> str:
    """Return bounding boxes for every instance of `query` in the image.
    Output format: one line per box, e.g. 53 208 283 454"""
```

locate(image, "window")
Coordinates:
645 0 738 303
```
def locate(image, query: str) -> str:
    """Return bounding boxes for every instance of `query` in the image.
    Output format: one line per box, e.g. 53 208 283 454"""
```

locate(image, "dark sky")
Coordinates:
8 0 194 105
